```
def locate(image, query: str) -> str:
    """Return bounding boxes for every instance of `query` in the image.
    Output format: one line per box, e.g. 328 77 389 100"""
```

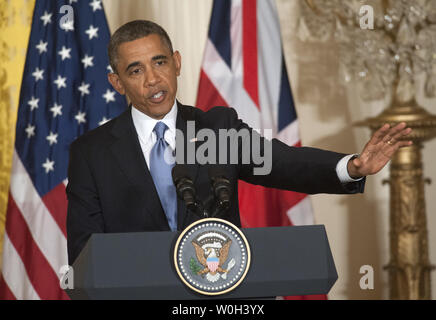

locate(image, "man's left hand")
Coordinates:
347 122 413 179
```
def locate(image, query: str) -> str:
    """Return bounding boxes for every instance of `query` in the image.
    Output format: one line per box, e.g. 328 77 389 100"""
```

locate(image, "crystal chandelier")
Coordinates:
299 0 436 103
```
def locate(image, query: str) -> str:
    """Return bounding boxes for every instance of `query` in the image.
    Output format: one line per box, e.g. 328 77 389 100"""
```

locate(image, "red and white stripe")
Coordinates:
0 151 69 300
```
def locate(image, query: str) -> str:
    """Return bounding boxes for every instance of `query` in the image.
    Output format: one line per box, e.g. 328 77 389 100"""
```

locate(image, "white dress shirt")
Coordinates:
131 101 361 183
131 101 177 169
336 154 362 183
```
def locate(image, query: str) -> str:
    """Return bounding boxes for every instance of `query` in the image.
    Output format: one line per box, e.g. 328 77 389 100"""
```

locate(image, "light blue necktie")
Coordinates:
149 121 177 231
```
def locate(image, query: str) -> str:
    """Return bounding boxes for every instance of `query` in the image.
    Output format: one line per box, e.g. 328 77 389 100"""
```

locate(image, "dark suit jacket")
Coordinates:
66 102 365 264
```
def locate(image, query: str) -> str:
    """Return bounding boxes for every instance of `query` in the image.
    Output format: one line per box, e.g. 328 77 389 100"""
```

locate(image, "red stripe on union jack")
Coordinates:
242 0 259 108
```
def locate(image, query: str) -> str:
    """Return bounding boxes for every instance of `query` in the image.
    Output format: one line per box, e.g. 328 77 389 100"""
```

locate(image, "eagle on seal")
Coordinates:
192 239 234 282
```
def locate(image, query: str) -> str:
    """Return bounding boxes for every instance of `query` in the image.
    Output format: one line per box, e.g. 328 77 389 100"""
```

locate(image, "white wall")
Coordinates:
103 0 436 300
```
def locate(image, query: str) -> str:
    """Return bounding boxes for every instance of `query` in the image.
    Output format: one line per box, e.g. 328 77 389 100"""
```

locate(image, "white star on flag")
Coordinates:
50 103 63 117
78 82 90 96
75 111 87 124
81 55 94 69
46 132 58 146
103 89 116 103
28 96 39 111
36 40 48 54
25 124 36 138
69 0 78 3
54 75 67 90
58 46 72 61
99 117 110 126
61 20 74 32
107 65 114 73
74 111 86 124
89 0 102 12
40 11 52 26
42 158 55 173
85 25 99 40
32 67 44 82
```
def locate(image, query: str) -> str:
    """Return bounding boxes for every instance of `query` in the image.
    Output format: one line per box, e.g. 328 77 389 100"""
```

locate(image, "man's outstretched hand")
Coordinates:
347 122 413 179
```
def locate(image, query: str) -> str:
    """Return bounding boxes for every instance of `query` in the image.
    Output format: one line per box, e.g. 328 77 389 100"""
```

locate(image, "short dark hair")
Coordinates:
108 20 173 74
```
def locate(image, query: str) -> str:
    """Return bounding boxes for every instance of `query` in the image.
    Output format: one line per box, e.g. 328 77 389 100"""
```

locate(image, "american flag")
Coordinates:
0 0 125 300
196 0 326 299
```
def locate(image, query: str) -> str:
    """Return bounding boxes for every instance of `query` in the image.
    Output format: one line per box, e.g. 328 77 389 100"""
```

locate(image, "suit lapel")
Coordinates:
175 102 200 229
109 106 170 230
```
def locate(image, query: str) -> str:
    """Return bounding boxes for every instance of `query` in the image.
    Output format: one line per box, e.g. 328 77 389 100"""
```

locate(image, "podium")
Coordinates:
66 225 337 299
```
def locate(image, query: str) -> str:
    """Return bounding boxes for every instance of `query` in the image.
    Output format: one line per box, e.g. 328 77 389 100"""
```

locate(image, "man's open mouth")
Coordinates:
149 90 166 103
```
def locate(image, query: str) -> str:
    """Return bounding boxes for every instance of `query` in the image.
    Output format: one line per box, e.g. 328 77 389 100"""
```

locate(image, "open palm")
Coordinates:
348 122 413 178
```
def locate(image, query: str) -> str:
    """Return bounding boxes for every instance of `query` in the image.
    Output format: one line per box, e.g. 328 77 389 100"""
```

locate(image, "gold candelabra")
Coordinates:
360 97 436 299
299 0 436 299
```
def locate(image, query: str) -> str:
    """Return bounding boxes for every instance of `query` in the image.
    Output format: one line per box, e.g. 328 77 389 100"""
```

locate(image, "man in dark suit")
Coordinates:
66 20 412 265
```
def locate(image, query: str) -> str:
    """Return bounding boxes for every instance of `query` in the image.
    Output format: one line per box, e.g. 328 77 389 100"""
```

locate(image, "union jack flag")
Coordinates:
196 0 326 299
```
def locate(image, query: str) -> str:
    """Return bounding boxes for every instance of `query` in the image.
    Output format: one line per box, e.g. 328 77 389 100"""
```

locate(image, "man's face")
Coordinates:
108 34 181 119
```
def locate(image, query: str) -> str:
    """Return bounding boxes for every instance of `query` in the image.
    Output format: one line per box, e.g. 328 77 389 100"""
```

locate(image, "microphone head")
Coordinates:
208 165 232 209
172 164 196 208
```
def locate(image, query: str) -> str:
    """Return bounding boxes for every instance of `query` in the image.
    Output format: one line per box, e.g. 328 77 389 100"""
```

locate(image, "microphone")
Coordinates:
172 164 198 213
208 165 232 215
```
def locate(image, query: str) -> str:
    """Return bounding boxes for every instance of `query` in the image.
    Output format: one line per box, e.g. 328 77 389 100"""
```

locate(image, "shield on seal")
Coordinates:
207 257 219 273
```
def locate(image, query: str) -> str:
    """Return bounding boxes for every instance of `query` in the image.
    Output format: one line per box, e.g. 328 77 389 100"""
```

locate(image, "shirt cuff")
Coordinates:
336 154 364 183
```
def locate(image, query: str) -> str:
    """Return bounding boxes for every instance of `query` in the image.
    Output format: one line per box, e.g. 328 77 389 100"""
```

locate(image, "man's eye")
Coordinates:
156 60 166 66
131 68 141 74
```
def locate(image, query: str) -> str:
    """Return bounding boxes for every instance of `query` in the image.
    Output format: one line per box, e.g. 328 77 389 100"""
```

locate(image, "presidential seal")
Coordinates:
174 218 251 296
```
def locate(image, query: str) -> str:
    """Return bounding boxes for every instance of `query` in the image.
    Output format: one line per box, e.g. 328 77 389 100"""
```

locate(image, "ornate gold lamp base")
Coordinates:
358 101 436 300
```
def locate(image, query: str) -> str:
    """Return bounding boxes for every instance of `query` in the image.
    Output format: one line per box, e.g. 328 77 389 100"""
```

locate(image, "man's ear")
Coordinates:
173 50 181 77
108 73 126 95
